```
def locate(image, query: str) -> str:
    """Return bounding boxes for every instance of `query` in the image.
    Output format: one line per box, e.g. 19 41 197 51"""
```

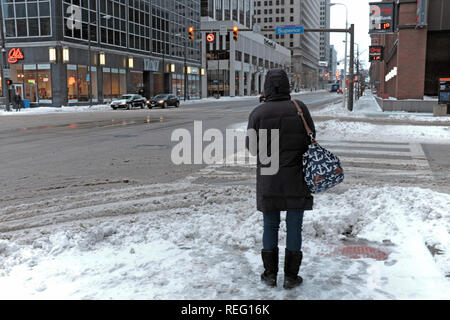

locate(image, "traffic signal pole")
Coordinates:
348 24 355 111
0 5 10 111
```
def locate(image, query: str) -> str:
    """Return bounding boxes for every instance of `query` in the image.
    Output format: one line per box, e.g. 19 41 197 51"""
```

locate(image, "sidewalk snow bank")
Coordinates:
316 120 450 144
0 184 448 300
313 94 450 123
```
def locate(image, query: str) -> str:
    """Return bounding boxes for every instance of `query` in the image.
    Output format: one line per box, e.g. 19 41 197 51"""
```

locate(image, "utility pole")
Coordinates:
0 5 10 111
356 44 360 100
348 24 355 111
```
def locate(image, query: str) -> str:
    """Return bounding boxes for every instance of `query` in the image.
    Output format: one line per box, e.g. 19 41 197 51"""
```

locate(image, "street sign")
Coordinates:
275 25 304 35
220 25 228 36
206 33 215 43
3 68 11 78
369 46 384 62
369 2 395 34
438 78 450 104
253 25 262 33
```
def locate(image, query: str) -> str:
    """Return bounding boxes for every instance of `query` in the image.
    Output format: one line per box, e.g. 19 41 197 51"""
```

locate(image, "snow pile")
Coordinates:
315 120 450 143
312 95 450 122
0 183 448 299
0 104 112 116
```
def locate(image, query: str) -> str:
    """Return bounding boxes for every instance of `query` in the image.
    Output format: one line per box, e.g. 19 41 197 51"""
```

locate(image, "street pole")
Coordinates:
0 5 10 111
184 42 187 101
88 22 92 108
356 44 360 100
348 24 355 111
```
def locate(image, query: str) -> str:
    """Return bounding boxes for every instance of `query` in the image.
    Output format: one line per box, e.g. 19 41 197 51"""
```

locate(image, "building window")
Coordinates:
3 0 52 38
67 64 98 103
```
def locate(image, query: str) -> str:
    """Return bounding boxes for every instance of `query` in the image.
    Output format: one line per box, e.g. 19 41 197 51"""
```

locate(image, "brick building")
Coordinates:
370 0 450 110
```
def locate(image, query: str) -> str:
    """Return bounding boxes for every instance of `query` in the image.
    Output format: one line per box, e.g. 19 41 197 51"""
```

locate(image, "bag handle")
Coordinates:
292 100 317 145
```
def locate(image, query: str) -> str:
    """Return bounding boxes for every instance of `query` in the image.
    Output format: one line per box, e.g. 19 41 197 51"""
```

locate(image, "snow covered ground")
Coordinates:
311 94 450 123
0 181 449 300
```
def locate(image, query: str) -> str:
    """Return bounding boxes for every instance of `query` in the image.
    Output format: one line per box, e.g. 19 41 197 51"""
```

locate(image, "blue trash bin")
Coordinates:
23 99 31 108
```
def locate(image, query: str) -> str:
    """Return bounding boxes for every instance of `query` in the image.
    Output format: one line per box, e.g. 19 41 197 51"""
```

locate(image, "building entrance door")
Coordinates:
13 84 24 98
24 83 38 103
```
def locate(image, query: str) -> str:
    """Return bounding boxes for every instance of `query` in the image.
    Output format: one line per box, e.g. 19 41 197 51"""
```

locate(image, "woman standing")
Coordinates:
246 69 316 289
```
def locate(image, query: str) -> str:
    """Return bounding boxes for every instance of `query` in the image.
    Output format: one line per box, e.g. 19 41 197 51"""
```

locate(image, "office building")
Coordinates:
0 0 203 107
253 0 321 90
201 0 291 97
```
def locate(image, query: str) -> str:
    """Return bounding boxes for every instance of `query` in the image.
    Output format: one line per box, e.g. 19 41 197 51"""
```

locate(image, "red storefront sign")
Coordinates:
8 48 24 64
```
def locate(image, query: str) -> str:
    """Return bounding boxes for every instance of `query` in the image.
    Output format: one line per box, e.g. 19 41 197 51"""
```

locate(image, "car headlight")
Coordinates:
158 100 164 104
146 100 150 104
121 102 127 105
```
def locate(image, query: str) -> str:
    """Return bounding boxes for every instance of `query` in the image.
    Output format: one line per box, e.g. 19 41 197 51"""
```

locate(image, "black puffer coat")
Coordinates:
247 69 316 214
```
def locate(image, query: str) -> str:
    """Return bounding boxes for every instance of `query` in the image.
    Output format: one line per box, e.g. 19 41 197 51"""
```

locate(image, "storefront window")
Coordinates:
90 66 98 102
78 65 89 102
103 67 112 100
111 68 120 97
23 65 38 103
119 69 126 95
67 64 78 102
130 71 144 94
37 64 52 102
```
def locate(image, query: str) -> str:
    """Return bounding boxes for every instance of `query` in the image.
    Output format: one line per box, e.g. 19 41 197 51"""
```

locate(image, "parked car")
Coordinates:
259 93 265 103
110 94 146 110
147 94 180 109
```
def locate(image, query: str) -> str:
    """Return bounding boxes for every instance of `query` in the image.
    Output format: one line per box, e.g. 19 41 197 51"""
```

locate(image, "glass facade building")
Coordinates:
1 0 202 107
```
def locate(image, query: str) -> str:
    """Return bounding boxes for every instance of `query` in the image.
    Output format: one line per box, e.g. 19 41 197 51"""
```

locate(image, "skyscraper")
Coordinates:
200 0 291 97
253 0 321 90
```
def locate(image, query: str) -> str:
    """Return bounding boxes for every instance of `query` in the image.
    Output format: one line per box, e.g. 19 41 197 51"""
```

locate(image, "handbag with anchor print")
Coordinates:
292 100 344 194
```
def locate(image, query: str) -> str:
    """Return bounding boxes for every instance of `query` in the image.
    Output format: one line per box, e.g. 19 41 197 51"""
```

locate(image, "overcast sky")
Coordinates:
329 0 371 71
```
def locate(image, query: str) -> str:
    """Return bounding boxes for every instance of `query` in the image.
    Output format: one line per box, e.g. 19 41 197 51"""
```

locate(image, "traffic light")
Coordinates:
6 79 12 86
188 27 194 41
233 26 238 41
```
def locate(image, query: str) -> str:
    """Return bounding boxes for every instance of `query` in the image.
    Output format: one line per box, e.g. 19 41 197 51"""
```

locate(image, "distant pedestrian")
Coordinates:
15 93 22 112
246 69 316 290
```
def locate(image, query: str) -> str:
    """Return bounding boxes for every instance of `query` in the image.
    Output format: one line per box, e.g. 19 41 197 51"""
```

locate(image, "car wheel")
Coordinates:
140 103 144 109
112 107 117 110
162 102 167 109
175 102 180 108
127 104 131 110
147 105 153 109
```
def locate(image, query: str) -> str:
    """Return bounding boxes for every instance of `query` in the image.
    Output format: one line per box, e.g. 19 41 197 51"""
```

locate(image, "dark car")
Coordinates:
110 94 146 110
147 94 180 109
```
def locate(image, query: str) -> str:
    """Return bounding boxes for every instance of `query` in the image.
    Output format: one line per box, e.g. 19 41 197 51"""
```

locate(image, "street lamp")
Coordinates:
88 14 112 107
330 2 348 109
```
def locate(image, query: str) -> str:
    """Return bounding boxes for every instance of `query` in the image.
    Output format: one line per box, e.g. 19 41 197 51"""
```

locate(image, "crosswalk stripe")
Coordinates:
192 140 433 183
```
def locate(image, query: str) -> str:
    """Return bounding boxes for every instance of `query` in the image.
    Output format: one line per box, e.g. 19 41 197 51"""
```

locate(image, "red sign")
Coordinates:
206 33 215 43
369 46 384 62
8 48 24 64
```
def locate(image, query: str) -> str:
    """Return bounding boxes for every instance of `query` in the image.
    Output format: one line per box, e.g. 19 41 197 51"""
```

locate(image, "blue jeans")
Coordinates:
263 211 304 252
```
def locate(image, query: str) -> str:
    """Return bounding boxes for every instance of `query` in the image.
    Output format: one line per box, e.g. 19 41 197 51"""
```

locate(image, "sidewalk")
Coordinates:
312 93 450 123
